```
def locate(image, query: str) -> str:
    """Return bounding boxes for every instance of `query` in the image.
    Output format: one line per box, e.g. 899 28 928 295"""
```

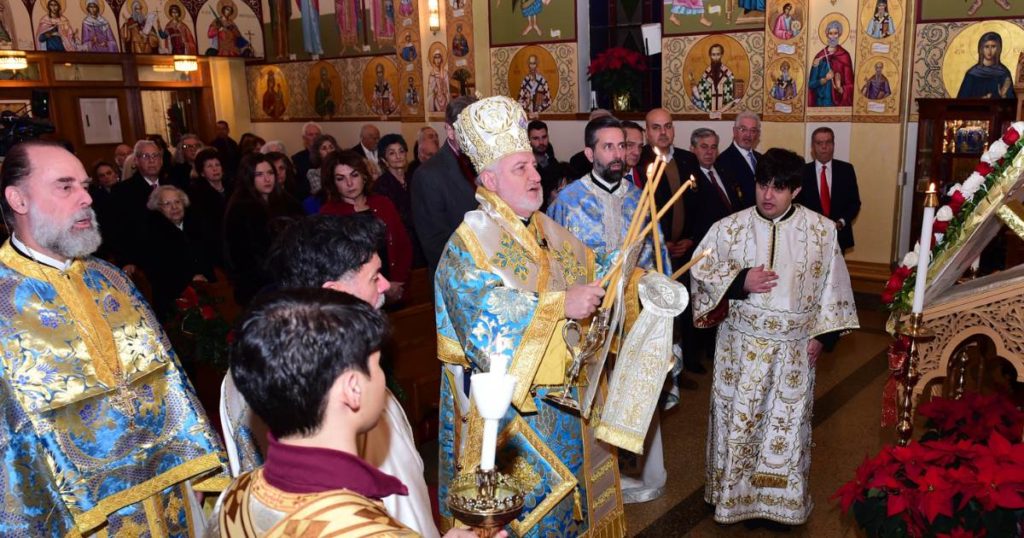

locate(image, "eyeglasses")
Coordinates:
138 152 162 161
737 127 761 135
158 200 183 207
182 143 202 150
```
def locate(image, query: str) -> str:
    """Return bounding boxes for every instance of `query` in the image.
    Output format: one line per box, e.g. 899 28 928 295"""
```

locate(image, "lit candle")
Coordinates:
911 183 938 314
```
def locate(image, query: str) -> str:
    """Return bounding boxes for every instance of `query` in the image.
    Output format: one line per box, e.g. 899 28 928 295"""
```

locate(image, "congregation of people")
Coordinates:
0 93 863 536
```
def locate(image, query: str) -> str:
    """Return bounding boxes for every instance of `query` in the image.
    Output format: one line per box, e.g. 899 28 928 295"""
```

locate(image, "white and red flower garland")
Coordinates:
882 122 1024 312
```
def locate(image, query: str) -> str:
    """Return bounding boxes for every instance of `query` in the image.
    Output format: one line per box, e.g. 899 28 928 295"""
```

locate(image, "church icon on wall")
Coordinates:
957 31 1015 99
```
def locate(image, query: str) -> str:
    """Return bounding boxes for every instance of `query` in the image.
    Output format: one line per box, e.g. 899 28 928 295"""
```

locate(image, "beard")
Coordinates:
28 203 102 259
595 158 624 183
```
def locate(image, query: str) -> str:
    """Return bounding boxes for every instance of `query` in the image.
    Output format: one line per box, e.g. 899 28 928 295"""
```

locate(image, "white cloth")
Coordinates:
218 373 440 538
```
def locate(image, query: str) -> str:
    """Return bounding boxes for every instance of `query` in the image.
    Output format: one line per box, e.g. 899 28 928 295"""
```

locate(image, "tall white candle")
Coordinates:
480 419 499 470
911 183 937 314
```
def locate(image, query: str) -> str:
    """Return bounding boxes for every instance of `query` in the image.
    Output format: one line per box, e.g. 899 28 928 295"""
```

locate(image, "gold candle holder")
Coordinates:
894 313 935 446
447 467 524 538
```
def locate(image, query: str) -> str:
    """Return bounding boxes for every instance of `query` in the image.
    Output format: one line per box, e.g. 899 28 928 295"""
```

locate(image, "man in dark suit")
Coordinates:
641 108 702 379
290 121 322 183
797 126 861 253
350 123 381 163
528 119 566 211
411 96 478 273
685 128 743 254
110 140 175 272
621 120 645 188
210 121 241 180
714 110 762 207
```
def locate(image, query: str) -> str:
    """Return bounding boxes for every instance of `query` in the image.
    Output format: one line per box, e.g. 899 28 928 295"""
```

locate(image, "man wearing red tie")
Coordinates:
797 127 861 253
622 120 646 188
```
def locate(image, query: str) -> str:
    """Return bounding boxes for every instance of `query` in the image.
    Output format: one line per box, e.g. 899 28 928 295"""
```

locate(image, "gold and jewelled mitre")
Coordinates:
454 95 531 171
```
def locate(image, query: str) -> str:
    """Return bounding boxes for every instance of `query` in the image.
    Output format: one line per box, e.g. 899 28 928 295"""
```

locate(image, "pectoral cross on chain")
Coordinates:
111 381 138 428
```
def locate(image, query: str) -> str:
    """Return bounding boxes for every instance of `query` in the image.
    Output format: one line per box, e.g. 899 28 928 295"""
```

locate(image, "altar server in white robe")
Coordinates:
690 148 858 526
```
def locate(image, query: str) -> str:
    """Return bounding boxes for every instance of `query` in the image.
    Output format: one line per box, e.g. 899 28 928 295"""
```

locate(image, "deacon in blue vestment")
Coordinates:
548 116 675 506
0 141 227 536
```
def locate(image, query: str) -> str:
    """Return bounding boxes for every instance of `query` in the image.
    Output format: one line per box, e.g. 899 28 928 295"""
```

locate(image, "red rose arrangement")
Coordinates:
834 392 1024 537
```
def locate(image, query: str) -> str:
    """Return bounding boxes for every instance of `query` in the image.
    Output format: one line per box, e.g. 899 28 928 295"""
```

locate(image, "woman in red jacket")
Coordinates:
319 150 412 303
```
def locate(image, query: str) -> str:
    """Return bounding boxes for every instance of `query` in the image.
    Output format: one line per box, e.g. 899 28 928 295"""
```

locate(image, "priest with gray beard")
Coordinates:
0 140 228 535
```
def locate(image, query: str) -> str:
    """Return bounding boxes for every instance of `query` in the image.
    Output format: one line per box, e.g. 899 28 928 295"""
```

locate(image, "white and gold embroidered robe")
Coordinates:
690 205 858 525
435 188 626 538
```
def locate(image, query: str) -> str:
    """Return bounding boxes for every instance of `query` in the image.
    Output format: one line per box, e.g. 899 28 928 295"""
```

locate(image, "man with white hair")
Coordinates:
0 140 227 535
110 138 173 270
715 110 762 206
434 96 626 535
290 121 322 184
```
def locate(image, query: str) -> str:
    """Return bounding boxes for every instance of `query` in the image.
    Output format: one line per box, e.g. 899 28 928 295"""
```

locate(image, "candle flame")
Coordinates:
927 182 936 193
703 247 712 256
646 163 655 178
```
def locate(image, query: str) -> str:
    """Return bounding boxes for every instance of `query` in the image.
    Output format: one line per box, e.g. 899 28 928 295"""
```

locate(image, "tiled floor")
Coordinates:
626 296 895 537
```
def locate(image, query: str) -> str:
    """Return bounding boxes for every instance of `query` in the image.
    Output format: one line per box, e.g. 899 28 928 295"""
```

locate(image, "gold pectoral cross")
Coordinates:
111 380 138 427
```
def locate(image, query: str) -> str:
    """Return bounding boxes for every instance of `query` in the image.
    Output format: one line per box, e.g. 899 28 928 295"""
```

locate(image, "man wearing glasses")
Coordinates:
111 139 174 273
715 110 762 207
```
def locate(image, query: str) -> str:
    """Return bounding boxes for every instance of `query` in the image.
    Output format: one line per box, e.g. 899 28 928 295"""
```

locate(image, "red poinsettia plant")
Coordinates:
882 123 1024 312
587 46 646 96
169 285 231 370
834 392 1024 537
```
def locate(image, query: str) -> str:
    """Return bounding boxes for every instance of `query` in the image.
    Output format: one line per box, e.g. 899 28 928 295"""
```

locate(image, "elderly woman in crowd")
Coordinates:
374 133 424 267
320 150 411 303
303 133 338 212
169 133 204 187
224 153 303 305
143 185 214 320
260 140 287 154
187 148 232 268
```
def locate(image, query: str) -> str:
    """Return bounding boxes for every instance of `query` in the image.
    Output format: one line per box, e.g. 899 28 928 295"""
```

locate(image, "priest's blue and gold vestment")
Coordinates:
546 176 670 276
0 241 228 536
436 188 625 538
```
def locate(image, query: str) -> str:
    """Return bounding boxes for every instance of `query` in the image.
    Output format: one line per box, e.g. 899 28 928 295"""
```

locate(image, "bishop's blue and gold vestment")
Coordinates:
0 241 228 536
436 188 626 538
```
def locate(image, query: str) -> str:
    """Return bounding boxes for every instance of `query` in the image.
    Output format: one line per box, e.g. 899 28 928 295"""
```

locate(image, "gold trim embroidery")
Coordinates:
437 334 468 366
508 291 564 412
73 452 225 534
499 416 577 536
751 472 789 489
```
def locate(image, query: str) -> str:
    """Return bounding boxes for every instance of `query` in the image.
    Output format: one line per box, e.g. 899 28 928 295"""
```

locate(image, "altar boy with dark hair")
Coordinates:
691 148 859 526
214 289 490 538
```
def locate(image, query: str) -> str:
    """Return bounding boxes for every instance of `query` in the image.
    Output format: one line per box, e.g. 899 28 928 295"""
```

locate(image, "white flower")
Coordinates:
1012 121 1024 136
936 205 954 222
962 172 986 198
947 183 962 196
988 140 1009 161
902 250 918 268
935 233 945 246
981 152 994 164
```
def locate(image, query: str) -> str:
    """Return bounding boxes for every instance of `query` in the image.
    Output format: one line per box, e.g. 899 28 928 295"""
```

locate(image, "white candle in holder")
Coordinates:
911 183 938 314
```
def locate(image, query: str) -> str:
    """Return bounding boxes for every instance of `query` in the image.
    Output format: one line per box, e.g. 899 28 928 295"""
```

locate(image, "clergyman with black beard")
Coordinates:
546 115 674 504
0 140 228 533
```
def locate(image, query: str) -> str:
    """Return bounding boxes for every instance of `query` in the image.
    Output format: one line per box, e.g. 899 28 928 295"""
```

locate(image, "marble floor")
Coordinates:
626 295 894 537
